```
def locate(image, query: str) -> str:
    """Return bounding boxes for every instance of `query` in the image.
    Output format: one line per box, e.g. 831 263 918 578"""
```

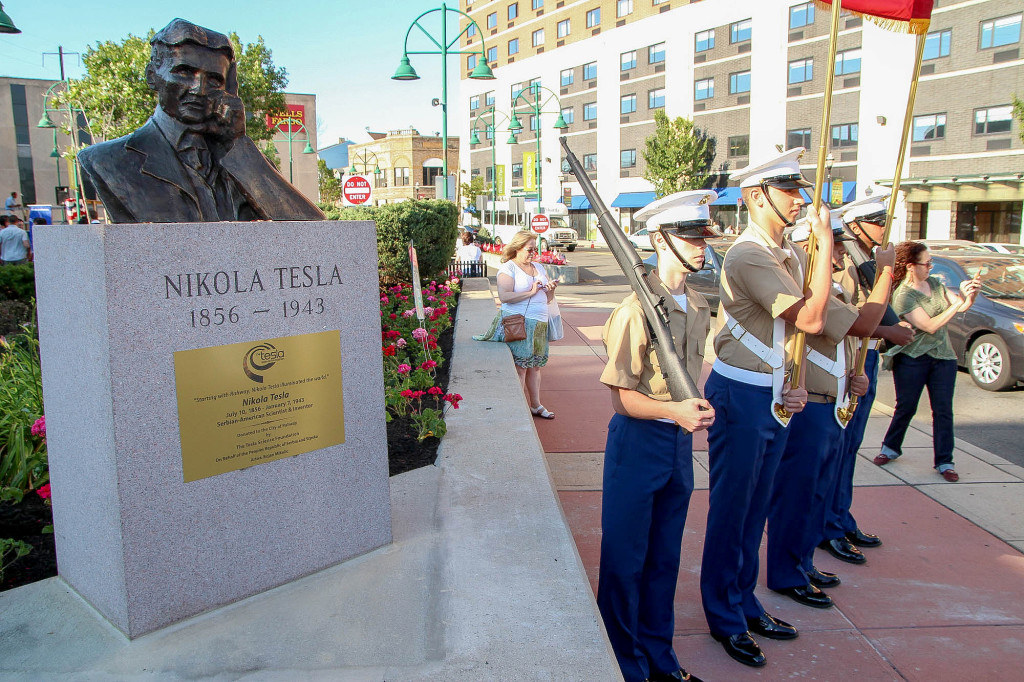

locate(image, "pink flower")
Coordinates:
380 295 389 305
412 327 429 342
397 363 412 374
427 296 437 302
36 483 51 500
420 360 438 370
402 309 416 318
396 338 407 348
31 416 46 438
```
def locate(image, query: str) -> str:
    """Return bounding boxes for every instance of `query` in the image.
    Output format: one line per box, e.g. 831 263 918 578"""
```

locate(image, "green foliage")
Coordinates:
0 538 32 582
371 201 460 282
1014 95 1024 144
318 159 343 206
642 110 717 197
0 331 47 500
460 176 487 213
0 264 36 303
260 141 281 170
65 29 289 144
0 301 32 337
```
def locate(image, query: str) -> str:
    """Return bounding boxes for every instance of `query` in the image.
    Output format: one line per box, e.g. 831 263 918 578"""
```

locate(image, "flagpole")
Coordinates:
776 0 844 424
841 30 928 423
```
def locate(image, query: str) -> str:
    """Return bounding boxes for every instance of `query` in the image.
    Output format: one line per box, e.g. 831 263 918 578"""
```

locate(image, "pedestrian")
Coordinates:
765 213 893 610
875 241 980 482
455 231 483 276
597 190 718 682
473 231 559 418
700 148 832 669
818 190 915 565
0 215 32 265
4 191 21 217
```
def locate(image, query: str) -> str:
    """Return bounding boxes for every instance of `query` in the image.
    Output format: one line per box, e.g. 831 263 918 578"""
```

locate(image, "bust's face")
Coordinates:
150 42 231 125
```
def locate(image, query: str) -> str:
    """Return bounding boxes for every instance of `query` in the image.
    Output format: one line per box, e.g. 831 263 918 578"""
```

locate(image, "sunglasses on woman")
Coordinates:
525 247 538 254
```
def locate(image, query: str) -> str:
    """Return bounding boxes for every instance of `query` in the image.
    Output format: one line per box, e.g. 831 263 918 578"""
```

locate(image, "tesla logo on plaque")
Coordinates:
342 175 372 206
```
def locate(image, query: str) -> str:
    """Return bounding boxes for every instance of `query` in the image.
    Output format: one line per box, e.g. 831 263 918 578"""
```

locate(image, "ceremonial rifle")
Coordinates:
559 137 702 409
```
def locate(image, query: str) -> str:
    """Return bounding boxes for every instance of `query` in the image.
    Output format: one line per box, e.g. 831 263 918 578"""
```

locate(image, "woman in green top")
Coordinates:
874 242 980 482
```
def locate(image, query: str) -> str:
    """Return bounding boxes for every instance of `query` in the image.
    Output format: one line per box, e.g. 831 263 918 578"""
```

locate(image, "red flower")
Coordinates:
444 393 463 409
420 360 438 370
400 389 415 399
383 345 396 356
389 313 397 320
427 386 444 396
36 483 51 500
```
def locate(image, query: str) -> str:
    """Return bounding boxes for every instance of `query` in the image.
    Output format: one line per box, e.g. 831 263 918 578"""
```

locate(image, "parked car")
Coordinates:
626 227 655 251
643 236 736 313
979 242 1024 255
928 253 1024 391
922 239 989 253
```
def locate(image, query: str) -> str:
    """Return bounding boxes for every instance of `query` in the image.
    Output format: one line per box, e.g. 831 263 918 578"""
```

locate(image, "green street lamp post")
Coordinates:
0 2 20 33
37 81 90 222
469 106 513 229
392 2 494 200
271 118 315 184
507 83 568 213
348 149 383 184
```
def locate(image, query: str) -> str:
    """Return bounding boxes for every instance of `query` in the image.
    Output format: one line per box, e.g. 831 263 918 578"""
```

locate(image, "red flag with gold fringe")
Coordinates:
816 0 933 34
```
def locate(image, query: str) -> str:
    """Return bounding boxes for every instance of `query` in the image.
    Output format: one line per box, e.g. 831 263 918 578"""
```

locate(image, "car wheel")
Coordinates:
566 245 576 252
969 333 1014 391
539 239 548 251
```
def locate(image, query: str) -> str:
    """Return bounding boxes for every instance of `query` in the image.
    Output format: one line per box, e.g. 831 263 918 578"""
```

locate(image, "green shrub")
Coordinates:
372 201 458 282
0 301 32 337
0 264 35 303
0 330 47 499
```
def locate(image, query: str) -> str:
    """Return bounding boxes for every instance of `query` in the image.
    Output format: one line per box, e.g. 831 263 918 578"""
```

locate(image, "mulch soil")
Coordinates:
0 308 457 592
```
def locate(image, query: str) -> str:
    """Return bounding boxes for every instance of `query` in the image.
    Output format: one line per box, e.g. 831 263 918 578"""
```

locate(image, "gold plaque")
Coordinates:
174 331 345 482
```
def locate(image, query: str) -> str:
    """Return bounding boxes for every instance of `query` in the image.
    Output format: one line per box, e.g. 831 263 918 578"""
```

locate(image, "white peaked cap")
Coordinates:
733 147 812 189
789 210 855 243
635 189 718 229
841 186 893 222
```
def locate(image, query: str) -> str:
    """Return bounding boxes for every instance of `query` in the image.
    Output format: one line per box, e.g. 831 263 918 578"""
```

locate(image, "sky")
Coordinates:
0 0 465 147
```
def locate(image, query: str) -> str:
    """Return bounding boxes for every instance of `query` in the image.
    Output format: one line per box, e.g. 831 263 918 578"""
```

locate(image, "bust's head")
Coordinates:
146 19 237 126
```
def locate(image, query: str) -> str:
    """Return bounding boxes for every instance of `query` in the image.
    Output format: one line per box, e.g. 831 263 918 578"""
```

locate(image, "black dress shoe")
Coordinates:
711 632 766 668
846 528 882 548
774 584 834 609
820 537 867 564
807 566 841 588
746 612 798 640
649 669 704 682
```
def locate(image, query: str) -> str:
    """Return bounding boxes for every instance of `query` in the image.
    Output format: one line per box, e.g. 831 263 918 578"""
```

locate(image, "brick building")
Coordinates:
344 129 460 206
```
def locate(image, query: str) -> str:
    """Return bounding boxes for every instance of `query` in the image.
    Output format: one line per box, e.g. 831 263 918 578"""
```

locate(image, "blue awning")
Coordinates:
559 195 591 210
712 187 742 205
611 191 657 208
800 181 856 204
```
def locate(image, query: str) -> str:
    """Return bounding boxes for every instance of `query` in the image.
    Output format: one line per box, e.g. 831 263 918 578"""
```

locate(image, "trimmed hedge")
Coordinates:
0 265 35 304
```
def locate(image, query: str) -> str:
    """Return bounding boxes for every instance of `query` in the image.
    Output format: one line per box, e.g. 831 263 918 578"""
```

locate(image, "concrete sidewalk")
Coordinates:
540 302 1024 682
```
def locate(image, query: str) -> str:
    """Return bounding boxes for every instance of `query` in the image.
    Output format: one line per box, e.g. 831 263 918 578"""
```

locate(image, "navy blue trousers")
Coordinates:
598 413 695 682
767 401 845 589
882 354 957 469
824 349 879 540
701 371 790 637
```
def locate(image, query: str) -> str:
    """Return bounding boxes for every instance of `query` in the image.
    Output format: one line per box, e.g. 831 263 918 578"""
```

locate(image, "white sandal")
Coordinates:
531 405 555 419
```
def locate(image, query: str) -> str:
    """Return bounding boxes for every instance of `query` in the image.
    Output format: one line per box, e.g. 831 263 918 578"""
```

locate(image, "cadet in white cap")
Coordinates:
597 190 719 682
699 148 836 669
817 191 915 564
764 215 895 612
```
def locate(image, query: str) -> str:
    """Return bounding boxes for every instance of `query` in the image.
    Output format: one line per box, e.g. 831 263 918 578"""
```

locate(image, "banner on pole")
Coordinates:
523 152 536 192
817 0 933 33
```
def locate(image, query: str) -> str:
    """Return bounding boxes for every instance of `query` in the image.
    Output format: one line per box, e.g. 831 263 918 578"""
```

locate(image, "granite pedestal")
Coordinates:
34 220 391 638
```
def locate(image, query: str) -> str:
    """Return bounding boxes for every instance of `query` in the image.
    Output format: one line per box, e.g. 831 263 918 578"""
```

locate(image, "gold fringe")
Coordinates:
811 1 931 35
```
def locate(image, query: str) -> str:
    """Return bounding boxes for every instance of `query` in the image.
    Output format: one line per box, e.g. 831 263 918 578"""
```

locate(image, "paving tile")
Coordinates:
859 448 1020 485
536 388 612 452
865 625 1024 682
916 482 1024 544
546 452 603 490
860 417 934 449
957 439 1016 466
995 463 1024 481
851 455 906 486
540 355 607 387
812 487 1024 630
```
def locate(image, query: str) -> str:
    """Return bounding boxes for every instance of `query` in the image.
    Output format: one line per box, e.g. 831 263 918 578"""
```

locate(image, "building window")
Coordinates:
583 153 597 171
649 42 665 64
621 50 637 70
648 88 665 109
695 78 714 101
980 14 1021 49
485 124 494 140
485 91 495 106
584 102 598 120
487 46 497 63
831 122 859 147
617 0 633 18
511 82 525 99
508 3 518 20
467 23 477 37
512 163 523 179
485 166 494 182
621 94 637 114
728 135 750 158
533 0 543 9
731 19 752 43
470 95 480 110
834 49 861 75
912 113 946 141
790 2 815 29
557 18 571 38
621 149 637 168
695 29 715 53
924 29 951 59
532 28 544 46
560 68 574 86
974 105 1013 134
395 167 410 186
729 70 751 94
487 12 497 29
471 167 480 177
587 8 601 28
508 38 519 55
560 106 575 124
787 127 811 149
423 166 442 187
583 61 597 80
468 54 477 70
788 58 813 84
530 115 539 131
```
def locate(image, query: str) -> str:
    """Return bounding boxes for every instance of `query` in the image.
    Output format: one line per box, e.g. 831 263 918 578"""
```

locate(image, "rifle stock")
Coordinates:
559 136 701 403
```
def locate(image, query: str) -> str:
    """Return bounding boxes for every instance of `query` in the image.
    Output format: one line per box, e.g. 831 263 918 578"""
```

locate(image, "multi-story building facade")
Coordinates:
458 0 1023 244
268 93 321 204
344 129 460 206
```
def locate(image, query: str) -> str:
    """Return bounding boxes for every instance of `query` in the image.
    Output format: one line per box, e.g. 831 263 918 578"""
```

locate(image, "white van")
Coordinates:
483 202 578 252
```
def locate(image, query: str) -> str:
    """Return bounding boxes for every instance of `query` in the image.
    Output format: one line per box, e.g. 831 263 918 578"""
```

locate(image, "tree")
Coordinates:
460 176 487 214
642 110 717 197
1014 95 1024 144
63 30 289 144
318 159 343 205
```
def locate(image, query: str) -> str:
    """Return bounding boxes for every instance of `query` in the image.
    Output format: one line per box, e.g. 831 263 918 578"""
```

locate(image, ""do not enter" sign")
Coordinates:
342 175 373 206
531 214 550 233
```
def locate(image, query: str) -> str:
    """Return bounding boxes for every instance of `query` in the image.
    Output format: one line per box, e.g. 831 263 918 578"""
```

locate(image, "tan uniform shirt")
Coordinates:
600 272 710 401
714 220 806 373
804 295 859 397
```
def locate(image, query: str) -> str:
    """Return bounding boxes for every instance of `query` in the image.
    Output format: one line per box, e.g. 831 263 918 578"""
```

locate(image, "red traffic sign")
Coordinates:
343 176 372 205
531 214 550 233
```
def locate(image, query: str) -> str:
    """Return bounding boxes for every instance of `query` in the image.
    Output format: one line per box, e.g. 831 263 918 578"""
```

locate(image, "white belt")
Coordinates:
806 342 849 428
711 359 773 387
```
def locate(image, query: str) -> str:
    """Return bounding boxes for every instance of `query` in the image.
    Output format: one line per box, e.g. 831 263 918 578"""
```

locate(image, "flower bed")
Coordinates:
480 242 567 265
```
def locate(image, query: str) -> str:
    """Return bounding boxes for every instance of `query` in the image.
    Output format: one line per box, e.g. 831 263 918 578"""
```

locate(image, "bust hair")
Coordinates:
148 19 237 92
500 231 537 263
893 241 927 284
